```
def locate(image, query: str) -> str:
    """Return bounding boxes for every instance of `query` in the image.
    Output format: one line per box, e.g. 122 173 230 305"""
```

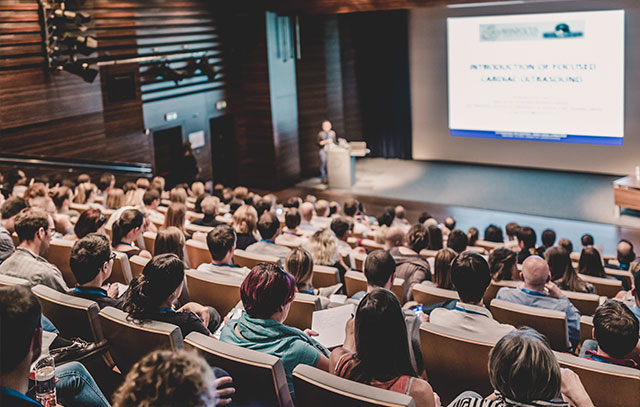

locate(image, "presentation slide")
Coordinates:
447 10 625 145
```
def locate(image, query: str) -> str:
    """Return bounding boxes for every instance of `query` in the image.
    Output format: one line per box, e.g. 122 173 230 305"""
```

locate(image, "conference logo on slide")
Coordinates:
479 21 584 41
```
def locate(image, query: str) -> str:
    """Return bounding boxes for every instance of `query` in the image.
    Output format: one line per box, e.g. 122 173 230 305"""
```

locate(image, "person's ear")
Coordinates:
519 271 524 281
31 327 43 364
591 327 596 340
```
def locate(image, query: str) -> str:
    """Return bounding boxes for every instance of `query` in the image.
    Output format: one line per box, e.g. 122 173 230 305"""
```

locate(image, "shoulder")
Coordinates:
495 287 517 298
408 378 436 407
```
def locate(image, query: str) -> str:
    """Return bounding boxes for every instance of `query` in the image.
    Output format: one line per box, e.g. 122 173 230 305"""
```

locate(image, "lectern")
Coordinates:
327 141 369 189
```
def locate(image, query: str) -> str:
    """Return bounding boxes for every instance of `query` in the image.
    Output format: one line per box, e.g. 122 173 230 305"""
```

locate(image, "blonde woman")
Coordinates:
170 187 188 204
286 247 334 307
74 183 97 205
232 204 258 250
124 187 145 208
304 228 349 282
162 202 188 235
155 226 189 268
105 188 125 209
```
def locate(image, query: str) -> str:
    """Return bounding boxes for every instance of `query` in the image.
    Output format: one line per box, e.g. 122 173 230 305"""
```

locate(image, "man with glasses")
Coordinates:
68 233 124 309
0 207 68 292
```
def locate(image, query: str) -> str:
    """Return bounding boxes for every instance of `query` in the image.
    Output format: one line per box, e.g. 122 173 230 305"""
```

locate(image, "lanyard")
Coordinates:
260 239 275 244
159 307 176 313
74 287 107 297
521 288 546 297
213 263 239 268
454 305 490 318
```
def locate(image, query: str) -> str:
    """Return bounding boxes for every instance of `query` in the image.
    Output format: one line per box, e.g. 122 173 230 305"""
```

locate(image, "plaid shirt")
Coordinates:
0 247 68 292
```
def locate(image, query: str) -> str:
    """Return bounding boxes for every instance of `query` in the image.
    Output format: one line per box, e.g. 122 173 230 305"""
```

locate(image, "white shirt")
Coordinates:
430 302 515 342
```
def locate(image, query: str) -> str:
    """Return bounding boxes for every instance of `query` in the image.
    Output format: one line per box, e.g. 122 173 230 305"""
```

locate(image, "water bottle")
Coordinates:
34 355 57 407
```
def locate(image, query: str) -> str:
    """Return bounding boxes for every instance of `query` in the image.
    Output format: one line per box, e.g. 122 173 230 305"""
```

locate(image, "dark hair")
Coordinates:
142 190 160 206
206 225 236 261
558 238 573 254
70 233 112 284
154 227 185 261
283 197 300 209
240 263 296 319
74 208 107 239
593 300 639 359
445 217 456 230
541 229 556 248
467 227 479 246
6 169 26 190
363 250 396 288
447 229 468 254
377 207 395 227
617 239 636 266
484 224 504 243
578 246 606 278
343 199 359 217
544 247 588 293
284 208 301 230
122 181 137 194
98 173 115 191
350 289 416 383
489 248 517 281
451 252 491 303
418 211 432 224
330 217 351 240
406 224 429 252
112 209 145 246
254 199 272 216
427 225 443 250
434 248 456 289
0 285 42 374
229 199 243 214
257 212 279 240
505 222 519 238
52 186 72 209
122 254 185 320
0 197 27 220
581 234 594 246
517 227 536 249
14 207 49 242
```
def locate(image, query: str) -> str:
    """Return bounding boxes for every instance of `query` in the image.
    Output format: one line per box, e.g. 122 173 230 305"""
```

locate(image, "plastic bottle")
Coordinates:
34 355 57 407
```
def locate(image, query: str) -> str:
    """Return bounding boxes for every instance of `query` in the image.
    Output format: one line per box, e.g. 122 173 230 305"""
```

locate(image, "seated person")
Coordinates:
141 189 165 225
285 247 340 306
311 199 332 229
112 349 234 407
467 227 479 247
0 208 68 292
389 224 431 302
330 289 439 407
192 196 223 228
517 226 538 264
305 228 349 282
581 233 594 248
64 208 107 241
275 208 308 247
484 224 504 243
546 247 594 294
298 202 320 234
383 226 405 251
0 197 28 262
447 229 468 254
69 233 123 309
231 204 258 250
330 217 357 268
429 252 515 341
122 254 221 337
196 225 250 281
578 246 625 289
497 256 581 348
220 263 330 397
606 239 636 271
579 300 639 368
628 268 640 321
449 328 593 407
246 212 291 265
488 248 518 282
537 228 556 257
426 248 456 290
343 198 371 237
112 208 152 259
0 285 110 407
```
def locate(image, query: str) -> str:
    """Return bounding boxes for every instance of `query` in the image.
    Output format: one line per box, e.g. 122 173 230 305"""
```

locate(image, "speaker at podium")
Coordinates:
327 140 370 189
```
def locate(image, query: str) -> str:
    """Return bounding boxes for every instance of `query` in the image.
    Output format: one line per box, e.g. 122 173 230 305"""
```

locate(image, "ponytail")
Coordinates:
112 209 144 246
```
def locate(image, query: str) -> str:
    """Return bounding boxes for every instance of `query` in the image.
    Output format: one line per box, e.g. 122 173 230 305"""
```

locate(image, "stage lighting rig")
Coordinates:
57 32 98 56
59 59 99 83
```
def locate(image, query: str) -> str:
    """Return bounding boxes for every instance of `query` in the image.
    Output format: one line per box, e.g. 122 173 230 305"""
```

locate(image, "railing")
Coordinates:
0 153 152 176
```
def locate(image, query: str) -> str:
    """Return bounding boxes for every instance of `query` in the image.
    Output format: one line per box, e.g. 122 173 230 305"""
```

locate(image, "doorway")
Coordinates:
210 115 237 186
152 125 183 188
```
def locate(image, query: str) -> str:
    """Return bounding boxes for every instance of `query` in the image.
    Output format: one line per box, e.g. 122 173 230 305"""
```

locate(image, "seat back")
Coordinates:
129 255 149 280
32 285 103 342
578 274 623 298
344 270 404 303
142 231 157 256
292 364 415 407
185 224 214 236
474 239 504 252
419 323 495 405
0 274 29 287
580 315 594 347
419 249 438 259
185 239 213 269
233 249 279 269
43 238 76 287
490 299 568 351
562 291 600 316
312 265 340 288
483 280 519 305
98 306 184 374
353 251 366 271
412 283 459 306
555 352 640 407
185 269 242 316
106 251 133 284
603 268 632 290
361 239 384 253
185 332 294 407
283 293 321 330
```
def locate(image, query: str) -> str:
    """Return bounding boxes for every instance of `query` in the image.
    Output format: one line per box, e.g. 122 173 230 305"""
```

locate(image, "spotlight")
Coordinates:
59 33 97 56
145 62 184 85
62 60 98 83
52 9 91 25
196 58 217 82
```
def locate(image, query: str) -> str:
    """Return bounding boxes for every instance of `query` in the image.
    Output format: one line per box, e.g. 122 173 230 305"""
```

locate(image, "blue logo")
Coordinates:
543 23 583 38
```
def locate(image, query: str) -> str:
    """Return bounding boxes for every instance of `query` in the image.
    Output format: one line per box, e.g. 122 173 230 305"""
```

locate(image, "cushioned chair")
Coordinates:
580 315 594 347
98 306 183 374
419 323 495 405
562 290 600 316
233 249 279 269
489 299 568 351
0 274 29 287
604 267 632 289
361 239 384 253
185 238 213 269
353 251 366 271
346 236 358 249
344 270 404 303
32 284 103 343
104 225 112 241
129 255 149 280
312 265 340 288
555 352 640 407
283 292 321 330
412 283 459 306
184 332 294 407
142 231 156 256
43 238 76 287
292 364 414 407
185 269 241 316
105 251 133 284
578 274 622 298
185 224 214 235
483 280 519 306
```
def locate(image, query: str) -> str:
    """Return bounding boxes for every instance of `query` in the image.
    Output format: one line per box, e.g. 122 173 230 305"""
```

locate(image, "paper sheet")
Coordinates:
311 303 355 349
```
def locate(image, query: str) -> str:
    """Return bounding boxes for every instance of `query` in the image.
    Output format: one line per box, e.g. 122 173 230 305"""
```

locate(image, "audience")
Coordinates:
389 224 431 301
607 239 636 271
467 226 479 247
299 202 320 234
162 202 188 235
581 233 594 248
192 196 222 227
112 208 152 259
546 247 594 293
65 208 107 241
558 238 574 255
427 225 444 250
517 226 538 264
246 212 291 264
330 217 355 266
431 248 457 290
232 204 258 250
154 226 188 265
142 189 164 224
578 246 625 287
330 289 439 407
105 188 125 210
0 197 27 261
304 228 348 280
447 229 468 254
276 208 307 246
497 256 580 347
197 224 250 281
220 263 330 396
484 224 504 243
488 247 518 281
537 228 556 256
52 186 79 218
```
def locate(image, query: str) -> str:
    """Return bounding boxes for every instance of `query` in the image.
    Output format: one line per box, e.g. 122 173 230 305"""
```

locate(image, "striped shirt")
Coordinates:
450 391 569 407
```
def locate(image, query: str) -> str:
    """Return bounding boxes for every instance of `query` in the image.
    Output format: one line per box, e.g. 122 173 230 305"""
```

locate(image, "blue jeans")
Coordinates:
56 362 110 407
42 315 59 334
319 149 328 180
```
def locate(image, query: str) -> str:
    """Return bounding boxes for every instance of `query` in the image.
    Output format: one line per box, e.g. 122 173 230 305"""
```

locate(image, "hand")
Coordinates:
420 313 430 323
343 315 356 352
545 281 564 299
303 329 319 337
214 376 235 406
402 301 419 310
560 368 594 407
107 283 120 298
179 302 210 327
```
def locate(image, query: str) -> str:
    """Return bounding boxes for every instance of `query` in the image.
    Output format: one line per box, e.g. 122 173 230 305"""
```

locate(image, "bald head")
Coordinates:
300 202 314 222
521 256 550 289
617 240 635 266
395 205 406 219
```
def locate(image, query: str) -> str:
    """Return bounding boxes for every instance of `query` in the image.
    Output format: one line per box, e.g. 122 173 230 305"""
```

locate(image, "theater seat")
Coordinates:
344 270 404 303
603 267 632 290
489 299 568 351
555 352 640 407
185 239 213 268
129 255 149 280
185 332 294 407
562 290 600 316
233 249 279 269
483 280 519 305
412 283 459 306
353 251 366 271
142 231 157 256
283 292 321 330
577 274 622 298
361 239 384 253
312 265 340 288
580 315 594 347
98 306 183 374
292 364 414 407
419 323 495 405
105 251 133 284
43 238 76 287
474 239 505 252
0 274 29 287
185 269 241 316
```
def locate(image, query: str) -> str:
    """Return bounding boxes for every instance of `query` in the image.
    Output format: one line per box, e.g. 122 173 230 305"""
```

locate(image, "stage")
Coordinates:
293 158 640 254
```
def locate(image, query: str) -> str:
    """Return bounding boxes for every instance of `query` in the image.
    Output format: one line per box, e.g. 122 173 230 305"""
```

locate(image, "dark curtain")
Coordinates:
341 10 413 159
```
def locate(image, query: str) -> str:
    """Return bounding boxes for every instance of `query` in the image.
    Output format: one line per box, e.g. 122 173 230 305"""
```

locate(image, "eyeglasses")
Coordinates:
107 252 117 262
